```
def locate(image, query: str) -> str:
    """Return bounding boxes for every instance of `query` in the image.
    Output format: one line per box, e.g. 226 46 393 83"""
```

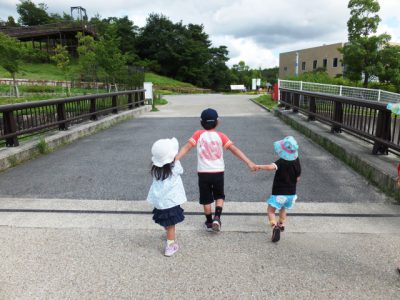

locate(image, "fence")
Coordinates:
279 80 400 103
279 88 397 155
0 89 145 147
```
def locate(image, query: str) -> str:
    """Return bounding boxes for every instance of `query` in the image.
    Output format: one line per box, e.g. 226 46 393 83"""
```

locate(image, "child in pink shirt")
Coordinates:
176 108 256 231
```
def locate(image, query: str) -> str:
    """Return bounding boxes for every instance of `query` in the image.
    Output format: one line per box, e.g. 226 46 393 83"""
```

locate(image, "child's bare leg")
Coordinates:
216 199 224 208
278 208 286 226
165 225 176 242
267 205 277 226
203 204 212 215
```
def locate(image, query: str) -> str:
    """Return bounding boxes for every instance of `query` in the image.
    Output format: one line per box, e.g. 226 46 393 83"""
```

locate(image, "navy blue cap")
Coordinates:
201 108 218 123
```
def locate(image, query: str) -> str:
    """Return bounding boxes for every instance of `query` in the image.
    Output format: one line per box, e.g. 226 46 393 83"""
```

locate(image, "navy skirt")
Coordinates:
152 205 185 227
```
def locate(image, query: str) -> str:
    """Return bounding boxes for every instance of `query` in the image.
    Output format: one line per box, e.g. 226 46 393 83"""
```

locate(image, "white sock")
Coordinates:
167 239 175 246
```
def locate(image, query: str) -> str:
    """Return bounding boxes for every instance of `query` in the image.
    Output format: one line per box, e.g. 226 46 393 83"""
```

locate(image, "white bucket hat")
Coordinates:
151 137 179 167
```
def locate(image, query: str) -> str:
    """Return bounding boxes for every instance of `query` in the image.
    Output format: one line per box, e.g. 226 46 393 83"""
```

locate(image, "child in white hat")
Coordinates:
147 137 187 256
256 136 301 243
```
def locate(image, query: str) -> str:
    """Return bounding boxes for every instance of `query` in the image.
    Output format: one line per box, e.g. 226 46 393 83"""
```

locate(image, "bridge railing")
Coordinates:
0 89 145 147
279 79 400 103
280 88 397 155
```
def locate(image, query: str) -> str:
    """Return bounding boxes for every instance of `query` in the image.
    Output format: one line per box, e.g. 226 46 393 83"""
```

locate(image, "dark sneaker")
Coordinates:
212 216 221 232
271 225 281 243
278 222 285 232
204 221 213 232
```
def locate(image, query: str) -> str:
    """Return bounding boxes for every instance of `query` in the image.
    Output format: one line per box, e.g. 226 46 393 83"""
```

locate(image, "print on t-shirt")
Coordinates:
189 130 233 172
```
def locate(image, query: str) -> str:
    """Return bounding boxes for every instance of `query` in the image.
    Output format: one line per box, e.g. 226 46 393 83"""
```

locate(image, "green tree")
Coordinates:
95 26 127 87
377 45 400 91
51 44 71 95
76 32 98 82
0 33 25 97
16 0 51 26
6 16 19 27
231 61 252 88
136 14 182 77
206 46 232 91
106 17 139 59
340 0 390 87
261 67 279 85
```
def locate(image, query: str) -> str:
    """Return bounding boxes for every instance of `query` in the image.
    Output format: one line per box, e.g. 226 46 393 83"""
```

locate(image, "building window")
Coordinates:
313 60 317 69
333 58 338 67
323 58 327 69
302 61 306 71
284 66 288 71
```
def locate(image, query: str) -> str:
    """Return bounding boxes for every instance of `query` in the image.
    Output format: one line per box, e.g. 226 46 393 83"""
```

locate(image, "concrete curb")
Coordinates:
248 97 272 112
0 105 151 172
274 108 400 203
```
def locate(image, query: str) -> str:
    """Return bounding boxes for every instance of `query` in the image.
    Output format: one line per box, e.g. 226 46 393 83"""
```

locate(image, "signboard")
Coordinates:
144 82 153 100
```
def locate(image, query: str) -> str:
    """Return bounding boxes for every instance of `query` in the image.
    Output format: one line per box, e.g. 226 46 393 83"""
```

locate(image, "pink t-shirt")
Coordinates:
189 130 233 172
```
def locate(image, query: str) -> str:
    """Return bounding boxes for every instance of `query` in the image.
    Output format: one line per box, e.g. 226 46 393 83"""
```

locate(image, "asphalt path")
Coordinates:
0 94 390 203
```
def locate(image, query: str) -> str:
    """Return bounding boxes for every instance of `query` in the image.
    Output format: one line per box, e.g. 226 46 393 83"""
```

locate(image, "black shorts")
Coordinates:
198 172 225 205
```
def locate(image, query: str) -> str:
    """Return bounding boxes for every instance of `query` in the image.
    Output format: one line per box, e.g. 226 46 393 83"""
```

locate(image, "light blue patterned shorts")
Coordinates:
267 195 297 210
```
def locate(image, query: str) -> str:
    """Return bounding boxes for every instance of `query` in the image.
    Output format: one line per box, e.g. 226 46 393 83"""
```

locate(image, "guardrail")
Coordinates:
279 79 400 103
0 89 145 147
279 88 397 155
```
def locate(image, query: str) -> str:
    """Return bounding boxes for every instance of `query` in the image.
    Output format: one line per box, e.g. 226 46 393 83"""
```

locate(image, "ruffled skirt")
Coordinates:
152 205 185 227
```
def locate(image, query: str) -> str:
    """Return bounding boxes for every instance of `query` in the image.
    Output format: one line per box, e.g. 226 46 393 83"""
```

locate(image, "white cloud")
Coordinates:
1 0 400 68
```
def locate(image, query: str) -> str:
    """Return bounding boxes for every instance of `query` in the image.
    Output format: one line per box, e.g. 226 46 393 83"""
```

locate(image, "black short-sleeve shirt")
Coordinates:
272 158 301 195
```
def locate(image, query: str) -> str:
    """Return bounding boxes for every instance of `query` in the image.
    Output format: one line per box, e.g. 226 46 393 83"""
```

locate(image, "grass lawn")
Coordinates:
253 94 278 110
145 72 195 88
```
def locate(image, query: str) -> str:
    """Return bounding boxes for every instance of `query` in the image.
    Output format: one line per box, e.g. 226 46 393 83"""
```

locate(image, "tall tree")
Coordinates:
0 33 25 97
16 0 51 26
95 25 127 86
76 32 98 82
136 14 182 77
340 0 390 87
206 46 231 91
51 44 71 95
377 45 400 91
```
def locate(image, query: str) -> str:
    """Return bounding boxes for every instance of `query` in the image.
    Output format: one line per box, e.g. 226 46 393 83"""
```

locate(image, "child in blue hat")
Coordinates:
256 136 301 242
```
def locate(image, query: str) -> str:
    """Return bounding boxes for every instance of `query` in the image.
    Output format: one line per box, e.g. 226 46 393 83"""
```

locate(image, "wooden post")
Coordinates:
90 98 97 120
372 109 391 154
3 111 19 146
331 101 343 133
128 93 133 109
293 93 299 113
112 95 118 114
57 103 68 130
308 96 316 121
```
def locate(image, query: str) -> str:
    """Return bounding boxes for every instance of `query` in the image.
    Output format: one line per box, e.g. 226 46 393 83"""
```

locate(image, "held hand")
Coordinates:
248 162 257 172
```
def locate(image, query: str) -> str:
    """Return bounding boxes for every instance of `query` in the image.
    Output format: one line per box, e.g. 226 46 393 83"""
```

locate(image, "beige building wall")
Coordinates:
279 43 344 79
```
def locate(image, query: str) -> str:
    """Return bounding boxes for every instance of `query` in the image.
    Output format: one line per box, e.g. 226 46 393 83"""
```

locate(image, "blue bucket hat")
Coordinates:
273 136 299 161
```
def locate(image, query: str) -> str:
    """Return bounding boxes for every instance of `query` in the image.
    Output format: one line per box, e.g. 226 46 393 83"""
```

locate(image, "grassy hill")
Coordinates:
0 63 197 89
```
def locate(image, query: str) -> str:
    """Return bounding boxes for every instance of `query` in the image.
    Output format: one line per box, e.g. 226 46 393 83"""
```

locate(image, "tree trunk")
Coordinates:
363 72 369 88
12 72 19 98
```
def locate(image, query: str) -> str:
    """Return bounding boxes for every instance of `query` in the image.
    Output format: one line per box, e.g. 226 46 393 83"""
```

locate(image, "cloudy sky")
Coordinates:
1 0 400 68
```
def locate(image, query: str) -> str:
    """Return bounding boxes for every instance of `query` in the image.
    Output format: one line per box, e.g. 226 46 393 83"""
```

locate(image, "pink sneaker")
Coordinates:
164 242 179 257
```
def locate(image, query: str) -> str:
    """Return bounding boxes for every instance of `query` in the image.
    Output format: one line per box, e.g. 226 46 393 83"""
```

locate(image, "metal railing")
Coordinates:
280 88 397 154
279 80 400 103
0 89 145 147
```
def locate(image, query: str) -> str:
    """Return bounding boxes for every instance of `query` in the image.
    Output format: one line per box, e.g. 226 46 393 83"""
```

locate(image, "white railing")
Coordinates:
278 79 400 103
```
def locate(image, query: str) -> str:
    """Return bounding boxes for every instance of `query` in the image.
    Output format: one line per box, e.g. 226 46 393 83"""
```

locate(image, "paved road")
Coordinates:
0 94 390 203
0 94 399 299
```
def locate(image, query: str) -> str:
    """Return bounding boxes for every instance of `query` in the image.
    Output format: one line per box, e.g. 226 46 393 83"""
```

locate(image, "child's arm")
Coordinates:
175 142 193 161
256 163 277 171
228 144 257 171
